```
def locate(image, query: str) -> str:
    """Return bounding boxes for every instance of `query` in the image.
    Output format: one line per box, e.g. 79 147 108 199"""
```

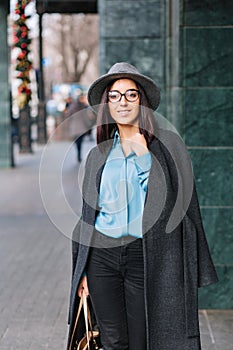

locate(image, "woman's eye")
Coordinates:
128 92 137 99
109 93 118 100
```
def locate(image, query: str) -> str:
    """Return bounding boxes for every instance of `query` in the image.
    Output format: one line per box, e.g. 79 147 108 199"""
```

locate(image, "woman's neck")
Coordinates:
118 124 139 139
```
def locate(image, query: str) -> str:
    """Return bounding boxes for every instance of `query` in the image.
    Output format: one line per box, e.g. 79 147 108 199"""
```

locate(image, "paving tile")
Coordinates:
199 310 233 350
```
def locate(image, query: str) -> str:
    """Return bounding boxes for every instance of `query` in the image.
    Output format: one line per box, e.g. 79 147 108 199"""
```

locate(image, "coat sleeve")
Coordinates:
68 150 93 325
71 220 81 277
71 148 94 274
186 181 218 287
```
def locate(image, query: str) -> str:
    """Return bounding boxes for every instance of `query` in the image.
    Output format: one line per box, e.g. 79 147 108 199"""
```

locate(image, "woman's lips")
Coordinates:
118 110 131 116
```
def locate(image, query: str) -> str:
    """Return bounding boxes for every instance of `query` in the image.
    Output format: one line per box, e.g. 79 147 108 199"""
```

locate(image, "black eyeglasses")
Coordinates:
108 89 140 103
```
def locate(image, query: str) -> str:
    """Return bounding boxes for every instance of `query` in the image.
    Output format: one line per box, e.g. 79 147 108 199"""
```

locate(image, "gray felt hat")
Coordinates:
87 62 160 111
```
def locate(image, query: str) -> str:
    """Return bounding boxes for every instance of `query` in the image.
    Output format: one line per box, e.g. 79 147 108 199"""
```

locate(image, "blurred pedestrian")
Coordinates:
66 93 96 162
64 95 73 114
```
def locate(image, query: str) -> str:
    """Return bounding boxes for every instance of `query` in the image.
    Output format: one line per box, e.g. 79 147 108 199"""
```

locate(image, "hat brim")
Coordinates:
87 72 160 111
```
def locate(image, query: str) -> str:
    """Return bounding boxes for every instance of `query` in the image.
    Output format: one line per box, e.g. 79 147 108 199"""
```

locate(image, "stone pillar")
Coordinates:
98 0 166 113
0 1 11 167
167 0 233 308
37 14 47 144
18 105 32 153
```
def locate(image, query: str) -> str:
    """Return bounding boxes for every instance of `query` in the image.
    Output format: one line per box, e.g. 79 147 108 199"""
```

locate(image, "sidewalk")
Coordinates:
0 140 232 349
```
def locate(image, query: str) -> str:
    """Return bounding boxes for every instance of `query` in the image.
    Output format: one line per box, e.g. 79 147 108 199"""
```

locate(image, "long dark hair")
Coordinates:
96 81 157 149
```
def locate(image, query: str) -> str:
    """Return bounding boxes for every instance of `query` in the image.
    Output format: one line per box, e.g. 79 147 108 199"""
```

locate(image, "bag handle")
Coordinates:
82 292 98 350
82 292 90 349
69 291 98 350
69 294 84 350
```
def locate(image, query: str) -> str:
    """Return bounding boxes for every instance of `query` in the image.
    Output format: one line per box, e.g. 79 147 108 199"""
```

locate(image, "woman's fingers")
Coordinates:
129 133 148 156
77 276 89 297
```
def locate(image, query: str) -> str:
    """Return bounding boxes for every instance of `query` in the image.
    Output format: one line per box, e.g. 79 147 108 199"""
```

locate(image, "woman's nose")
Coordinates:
120 95 128 105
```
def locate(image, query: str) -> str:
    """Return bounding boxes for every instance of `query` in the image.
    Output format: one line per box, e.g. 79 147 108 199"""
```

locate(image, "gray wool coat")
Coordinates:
67 130 218 350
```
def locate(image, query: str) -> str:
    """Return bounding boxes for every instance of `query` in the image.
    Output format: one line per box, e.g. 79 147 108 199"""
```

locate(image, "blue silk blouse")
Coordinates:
95 131 152 238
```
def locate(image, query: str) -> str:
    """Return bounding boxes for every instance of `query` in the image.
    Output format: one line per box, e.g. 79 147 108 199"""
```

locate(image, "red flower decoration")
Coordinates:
13 0 33 108
18 51 26 59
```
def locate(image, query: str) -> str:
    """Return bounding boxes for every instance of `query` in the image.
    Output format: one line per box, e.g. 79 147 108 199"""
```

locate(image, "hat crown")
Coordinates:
107 62 139 75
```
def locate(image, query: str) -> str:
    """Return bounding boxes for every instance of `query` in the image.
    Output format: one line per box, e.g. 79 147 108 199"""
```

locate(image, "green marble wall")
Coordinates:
180 0 233 308
98 0 166 112
0 1 11 168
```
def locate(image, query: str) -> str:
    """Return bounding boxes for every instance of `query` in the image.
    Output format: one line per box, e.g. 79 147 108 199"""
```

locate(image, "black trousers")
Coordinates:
75 135 85 162
86 237 146 350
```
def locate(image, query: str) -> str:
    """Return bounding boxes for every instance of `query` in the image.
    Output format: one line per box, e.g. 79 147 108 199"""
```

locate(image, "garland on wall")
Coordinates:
13 0 33 110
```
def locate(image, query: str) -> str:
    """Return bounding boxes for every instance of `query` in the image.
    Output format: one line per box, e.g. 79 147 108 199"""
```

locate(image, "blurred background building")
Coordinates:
0 0 232 310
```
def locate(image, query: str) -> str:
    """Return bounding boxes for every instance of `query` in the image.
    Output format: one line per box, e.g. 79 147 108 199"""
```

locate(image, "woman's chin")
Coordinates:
115 117 139 127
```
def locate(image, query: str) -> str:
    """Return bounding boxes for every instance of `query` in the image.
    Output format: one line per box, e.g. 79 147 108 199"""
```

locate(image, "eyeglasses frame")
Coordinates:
107 89 140 103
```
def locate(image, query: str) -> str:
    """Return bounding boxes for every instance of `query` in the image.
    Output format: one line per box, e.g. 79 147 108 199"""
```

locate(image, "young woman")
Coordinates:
67 62 218 350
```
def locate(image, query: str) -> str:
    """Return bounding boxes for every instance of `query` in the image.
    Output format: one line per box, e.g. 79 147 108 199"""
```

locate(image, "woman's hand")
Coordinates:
128 133 148 156
77 276 89 297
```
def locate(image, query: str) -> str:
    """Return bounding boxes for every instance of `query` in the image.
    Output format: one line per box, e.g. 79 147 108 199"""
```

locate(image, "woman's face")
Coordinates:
108 79 140 127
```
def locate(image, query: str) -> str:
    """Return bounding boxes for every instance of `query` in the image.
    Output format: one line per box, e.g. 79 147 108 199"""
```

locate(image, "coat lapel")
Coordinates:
143 138 178 238
79 140 113 247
